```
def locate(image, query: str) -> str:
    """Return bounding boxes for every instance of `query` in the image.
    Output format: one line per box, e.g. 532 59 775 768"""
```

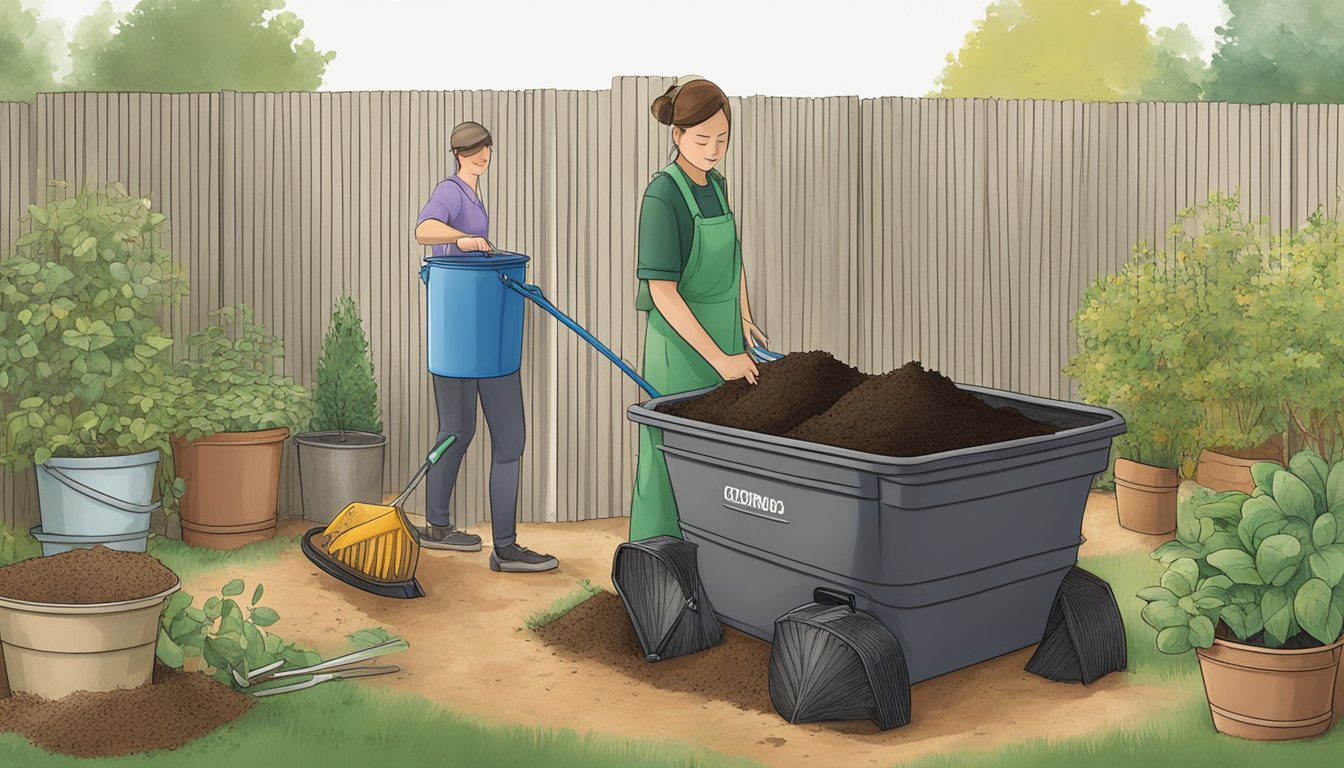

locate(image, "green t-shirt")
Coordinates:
635 168 728 311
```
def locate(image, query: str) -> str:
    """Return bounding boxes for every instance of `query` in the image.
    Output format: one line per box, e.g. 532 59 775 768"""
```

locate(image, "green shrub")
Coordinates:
0 182 186 469
1139 449 1344 652
157 577 322 686
163 304 314 440
310 295 382 435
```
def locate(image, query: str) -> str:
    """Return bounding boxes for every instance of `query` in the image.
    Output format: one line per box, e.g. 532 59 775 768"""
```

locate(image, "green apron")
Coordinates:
629 163 744 541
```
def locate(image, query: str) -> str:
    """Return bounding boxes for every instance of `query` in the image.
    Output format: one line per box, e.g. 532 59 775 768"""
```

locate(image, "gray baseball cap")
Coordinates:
451 121 492 151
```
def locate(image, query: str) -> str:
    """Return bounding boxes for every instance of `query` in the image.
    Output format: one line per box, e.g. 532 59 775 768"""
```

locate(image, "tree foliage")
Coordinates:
1204 0 1344 103
70 0 334 92
0 0 63 101
934 0 1205 101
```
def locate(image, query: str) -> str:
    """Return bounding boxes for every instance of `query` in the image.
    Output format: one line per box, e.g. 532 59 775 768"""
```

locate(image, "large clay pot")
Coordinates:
1197 634 1344 740
0 581 180 699
1196 436 1285 494
1113 458 1179 535
172 428 289 549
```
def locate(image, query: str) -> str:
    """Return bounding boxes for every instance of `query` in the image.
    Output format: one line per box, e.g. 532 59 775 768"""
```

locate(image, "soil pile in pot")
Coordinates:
658 352 1056 457
661 351 867 434
0 663 253 758
787 361 1056 456
534 591 773 713
0 546 177 604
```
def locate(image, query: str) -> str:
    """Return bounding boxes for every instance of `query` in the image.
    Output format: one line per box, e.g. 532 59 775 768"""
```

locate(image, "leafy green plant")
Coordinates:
163 304 314 441
1246 208 1344 462
0 182 186 469
310 295 382 436
156 577 321 687
1139 449 1344 652
0 524 42 566
1065 194 1287 471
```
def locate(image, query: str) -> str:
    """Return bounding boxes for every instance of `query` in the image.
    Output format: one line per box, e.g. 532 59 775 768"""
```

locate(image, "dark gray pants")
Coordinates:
426 372 525 549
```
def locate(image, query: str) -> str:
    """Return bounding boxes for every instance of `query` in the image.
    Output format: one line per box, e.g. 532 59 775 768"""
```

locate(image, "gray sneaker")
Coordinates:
418 523 482 552
489 543 559 573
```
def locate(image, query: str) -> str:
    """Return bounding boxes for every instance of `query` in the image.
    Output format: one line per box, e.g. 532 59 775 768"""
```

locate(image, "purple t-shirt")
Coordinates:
417 176 489 256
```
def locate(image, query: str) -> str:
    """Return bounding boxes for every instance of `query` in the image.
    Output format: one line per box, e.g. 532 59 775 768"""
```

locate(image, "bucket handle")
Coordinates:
498 273 662 399
40 464 161 515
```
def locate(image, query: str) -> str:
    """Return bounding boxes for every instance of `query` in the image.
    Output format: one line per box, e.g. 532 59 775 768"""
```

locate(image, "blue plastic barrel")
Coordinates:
420 252 530 378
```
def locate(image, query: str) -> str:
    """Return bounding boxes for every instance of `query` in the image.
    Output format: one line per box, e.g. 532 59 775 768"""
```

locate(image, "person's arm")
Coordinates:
414 181 492 251
415 219 490 250
738 264 768 349
650 280 758 384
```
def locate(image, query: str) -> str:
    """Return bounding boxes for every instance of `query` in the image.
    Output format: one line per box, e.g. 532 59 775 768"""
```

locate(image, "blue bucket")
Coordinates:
420 252 530 378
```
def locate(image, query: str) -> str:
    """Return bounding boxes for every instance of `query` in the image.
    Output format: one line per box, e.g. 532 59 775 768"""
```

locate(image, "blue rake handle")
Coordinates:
499 274 663 399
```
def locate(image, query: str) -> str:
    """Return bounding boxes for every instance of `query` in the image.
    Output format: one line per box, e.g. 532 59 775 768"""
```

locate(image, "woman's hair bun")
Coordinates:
651 86 678 125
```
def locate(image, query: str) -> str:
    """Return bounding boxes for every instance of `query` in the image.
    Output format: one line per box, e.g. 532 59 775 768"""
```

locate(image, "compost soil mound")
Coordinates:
0 664 252 758
533 591 773 713
661 352 1056 457
0 546 177 604
661 350 867 435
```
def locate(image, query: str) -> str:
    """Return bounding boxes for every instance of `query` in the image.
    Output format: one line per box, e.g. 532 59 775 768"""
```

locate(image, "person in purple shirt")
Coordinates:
414 121 559 573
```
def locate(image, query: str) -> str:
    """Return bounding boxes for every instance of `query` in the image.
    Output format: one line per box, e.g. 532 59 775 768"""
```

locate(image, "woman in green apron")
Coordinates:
630 75 770 541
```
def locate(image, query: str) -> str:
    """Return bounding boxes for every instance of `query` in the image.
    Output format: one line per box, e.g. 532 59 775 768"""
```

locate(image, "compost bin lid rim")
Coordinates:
631 383 1125 470
424 253 530 269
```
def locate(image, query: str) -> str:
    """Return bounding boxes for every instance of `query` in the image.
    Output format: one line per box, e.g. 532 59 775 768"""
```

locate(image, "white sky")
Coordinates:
33 0 1231 97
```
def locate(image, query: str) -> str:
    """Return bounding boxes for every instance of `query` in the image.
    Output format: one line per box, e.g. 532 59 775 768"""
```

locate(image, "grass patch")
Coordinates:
526 578 604 630
0 679 760 768
1078 550 1196 684
895 696 1344 768
148 532 300 582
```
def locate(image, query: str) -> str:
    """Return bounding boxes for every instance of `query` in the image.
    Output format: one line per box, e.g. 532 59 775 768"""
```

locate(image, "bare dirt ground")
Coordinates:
181 490 1180 768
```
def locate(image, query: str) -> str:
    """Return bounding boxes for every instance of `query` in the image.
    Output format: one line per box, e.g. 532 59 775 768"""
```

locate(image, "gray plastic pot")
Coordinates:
295 431 387 525
34 451 161 539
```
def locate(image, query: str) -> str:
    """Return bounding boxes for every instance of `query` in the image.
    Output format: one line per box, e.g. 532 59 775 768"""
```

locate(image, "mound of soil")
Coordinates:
661 351 867 435
0 546 178 604
658 353 1056 457
788 361 1057 456
0 664 253 758
533 591 773 713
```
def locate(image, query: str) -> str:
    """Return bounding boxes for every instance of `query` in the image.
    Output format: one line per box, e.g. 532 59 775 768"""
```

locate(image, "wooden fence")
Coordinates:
2 78 1342 532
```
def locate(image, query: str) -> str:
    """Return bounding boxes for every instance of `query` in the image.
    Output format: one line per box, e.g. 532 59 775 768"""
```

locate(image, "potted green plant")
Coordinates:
1138 449 1344 740
1169 196 1286 491
294 295 386 525
164 304 314 549
1065 239 1196 534
1251 209 1344 465
0 182 187 554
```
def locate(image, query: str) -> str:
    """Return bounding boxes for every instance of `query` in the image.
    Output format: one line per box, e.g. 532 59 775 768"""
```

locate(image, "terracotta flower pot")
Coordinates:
0 581 180 699
1195 436 1285 494
1196 634 1344 740
172 428 289 549
1113 458 1179 535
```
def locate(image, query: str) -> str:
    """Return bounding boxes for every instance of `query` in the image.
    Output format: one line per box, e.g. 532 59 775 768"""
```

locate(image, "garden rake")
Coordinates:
301 435 457 598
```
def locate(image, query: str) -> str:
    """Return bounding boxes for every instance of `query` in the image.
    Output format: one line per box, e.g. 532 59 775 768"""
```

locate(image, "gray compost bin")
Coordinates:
627 384 1125 684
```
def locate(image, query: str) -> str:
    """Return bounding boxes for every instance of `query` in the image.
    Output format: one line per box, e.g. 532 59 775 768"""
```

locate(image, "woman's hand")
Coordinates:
456 236 493 252
713 352 759 385
742 317 769 350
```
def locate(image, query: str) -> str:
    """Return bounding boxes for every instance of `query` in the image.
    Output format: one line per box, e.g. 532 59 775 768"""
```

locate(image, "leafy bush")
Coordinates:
1246 210 1344 462
163 304 314 440
156 577 321 687
1065 194 1286 469
0 182 186 469
1139 450 1344 652
0 524 42 566
310 295 382 435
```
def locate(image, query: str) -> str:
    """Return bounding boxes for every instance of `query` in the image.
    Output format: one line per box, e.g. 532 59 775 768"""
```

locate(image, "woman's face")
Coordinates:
457 144 492 174
673 109 729 173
